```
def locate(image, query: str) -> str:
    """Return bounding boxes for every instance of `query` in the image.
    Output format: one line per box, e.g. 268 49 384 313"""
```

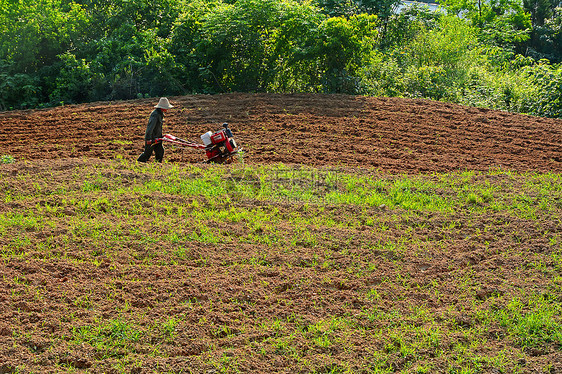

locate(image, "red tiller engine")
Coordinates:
202 123 239 163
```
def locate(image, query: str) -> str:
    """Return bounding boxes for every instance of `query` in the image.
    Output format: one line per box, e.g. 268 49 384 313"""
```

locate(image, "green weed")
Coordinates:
0 155 15 164
72 319 143 358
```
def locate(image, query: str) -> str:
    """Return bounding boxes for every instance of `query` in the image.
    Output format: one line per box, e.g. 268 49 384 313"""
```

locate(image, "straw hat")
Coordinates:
155 97 174 109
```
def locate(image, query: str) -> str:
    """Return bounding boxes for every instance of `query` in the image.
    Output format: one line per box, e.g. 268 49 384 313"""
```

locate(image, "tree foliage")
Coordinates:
0 0 561 119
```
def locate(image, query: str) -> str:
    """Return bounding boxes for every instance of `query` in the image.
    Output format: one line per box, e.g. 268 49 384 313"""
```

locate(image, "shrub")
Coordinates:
0 69 42 110
522 62 562 117
49 52 94 105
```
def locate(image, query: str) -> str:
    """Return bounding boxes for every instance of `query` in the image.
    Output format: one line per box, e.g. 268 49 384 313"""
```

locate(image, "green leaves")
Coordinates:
496 294 562 348
521 62 562 117
0 0 89 72
407 15 478 70
1 0 562 118
50 52 94 104
196 0 327 92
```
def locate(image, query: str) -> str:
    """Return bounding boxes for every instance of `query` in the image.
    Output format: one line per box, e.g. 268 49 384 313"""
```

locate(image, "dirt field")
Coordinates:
2 93 561 172
1 94 562 373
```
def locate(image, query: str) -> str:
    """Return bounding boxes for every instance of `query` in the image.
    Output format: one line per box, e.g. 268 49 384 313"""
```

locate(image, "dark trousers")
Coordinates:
137 142 164 162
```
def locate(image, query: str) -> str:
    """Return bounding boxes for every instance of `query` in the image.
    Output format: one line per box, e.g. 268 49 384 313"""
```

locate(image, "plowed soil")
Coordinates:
2 93 561 172
1 94 562 373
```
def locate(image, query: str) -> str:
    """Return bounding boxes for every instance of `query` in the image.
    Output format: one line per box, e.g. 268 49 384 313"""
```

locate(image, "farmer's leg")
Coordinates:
137 144 154 162
154 143 164 163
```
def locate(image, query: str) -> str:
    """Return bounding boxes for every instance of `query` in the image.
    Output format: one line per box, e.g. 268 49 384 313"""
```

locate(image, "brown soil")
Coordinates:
1 94 562 373
2 93 561 172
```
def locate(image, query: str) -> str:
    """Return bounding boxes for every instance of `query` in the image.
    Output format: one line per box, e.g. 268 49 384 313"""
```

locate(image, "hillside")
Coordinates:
1 94 562 373
2 93 561 172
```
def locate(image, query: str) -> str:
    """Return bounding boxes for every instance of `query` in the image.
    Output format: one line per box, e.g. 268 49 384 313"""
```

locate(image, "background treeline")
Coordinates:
1 0 561 117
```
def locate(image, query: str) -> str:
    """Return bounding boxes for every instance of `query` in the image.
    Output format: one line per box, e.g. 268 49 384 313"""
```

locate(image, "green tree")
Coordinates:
442 0 531 55
314 0 357 16
314 0 400 18
0 0 88 73
0 0 89 107
169 1 216 93
194 0 327 92
49 52 94 104
196 0 277 91
380 4 442 50
396 15 480 100
523 0 558 26
524 3 562 61
316 14 379 92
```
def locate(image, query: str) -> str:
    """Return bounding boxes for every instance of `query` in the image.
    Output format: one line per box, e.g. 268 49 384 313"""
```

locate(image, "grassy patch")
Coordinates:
0 154 15 164
1 159 561 373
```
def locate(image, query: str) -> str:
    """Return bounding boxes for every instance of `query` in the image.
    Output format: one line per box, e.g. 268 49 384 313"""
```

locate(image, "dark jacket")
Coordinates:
144 108 164 141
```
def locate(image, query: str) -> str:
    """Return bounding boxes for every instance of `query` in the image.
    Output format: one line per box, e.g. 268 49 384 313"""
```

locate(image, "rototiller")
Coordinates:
156 123 241 163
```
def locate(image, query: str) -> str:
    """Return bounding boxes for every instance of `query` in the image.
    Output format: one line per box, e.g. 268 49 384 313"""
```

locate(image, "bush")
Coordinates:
402 65 450 99
359 15 481 101
49 52 94 105
358 52 404 97
317 14 378 93
0 69 42 110
459 66 534 112
522 62 562 117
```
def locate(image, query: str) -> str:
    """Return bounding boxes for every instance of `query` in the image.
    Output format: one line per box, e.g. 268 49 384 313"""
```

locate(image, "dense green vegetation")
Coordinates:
1 0 561 117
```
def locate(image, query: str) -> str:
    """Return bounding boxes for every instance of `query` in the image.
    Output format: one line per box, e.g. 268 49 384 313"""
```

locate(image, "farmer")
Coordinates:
137 97 174 163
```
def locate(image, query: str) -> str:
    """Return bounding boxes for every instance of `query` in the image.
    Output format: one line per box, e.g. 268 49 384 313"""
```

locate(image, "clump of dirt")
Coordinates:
1 93 561 172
